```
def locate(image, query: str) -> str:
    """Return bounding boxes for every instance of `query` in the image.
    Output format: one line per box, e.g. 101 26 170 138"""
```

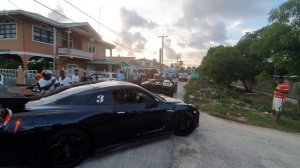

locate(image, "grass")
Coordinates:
185 79 300 133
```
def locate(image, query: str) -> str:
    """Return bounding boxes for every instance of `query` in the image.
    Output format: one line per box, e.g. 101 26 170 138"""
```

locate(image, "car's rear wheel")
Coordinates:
174 112 195 136
38 129 90 168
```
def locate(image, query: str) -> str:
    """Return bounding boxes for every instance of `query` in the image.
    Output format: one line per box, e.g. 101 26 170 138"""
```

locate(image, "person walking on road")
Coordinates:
272 77 289 124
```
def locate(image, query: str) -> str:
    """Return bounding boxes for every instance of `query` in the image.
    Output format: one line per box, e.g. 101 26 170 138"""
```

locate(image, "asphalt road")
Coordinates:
80 81 300 168
2 82 299 168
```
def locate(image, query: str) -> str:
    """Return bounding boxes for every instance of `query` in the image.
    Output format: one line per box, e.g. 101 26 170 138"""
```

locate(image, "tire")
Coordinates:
174 112 196 136
169 90 174 97
37 129 91 168
174 86 177 93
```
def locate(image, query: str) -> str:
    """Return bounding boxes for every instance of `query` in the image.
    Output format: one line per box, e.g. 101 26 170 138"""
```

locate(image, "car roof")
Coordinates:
27 81 142 106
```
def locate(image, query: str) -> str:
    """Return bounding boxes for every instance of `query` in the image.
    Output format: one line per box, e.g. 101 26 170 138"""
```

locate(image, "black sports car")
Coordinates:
140 79 177 97
0 81 199 168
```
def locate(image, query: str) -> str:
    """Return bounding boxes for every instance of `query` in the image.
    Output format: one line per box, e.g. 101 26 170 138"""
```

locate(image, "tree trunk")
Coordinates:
240 78 250 92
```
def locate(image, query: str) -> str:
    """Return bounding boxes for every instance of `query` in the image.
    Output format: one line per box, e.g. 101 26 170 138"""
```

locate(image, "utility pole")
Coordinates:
175 54 181 70
97 7 103 33
53 27 57 71
158 35 168 74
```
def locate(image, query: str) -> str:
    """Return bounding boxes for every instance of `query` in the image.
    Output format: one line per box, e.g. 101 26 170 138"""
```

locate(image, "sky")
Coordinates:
1 0 286 67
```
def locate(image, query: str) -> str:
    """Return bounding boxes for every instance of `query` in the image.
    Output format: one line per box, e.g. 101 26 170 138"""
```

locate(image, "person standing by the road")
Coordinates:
117 70 125 81
81 72 89 82
58 70 72 87
273 77 289 123
71 69 80 83
132 70 138 84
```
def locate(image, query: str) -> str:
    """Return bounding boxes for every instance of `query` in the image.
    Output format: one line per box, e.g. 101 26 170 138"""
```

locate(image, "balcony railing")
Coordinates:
57 48 94 60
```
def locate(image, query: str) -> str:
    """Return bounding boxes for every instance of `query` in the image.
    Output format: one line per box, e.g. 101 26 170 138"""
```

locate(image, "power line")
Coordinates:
62 0 150 55
33 0 75 23
63 0 133 44
7 0 19 9
32 0 146 55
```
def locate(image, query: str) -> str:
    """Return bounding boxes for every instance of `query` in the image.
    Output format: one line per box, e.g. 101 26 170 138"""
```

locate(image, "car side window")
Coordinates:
113 89 155 105
56 92 92 105
88 91 114 105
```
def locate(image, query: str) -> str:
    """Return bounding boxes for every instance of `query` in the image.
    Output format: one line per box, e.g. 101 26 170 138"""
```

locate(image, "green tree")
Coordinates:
0 58 20 69
170 63 174 68
27 58 53 70
178 60 185 72
235 27 274 86
255 23 300 76
200 45 251 90
269 0 300 27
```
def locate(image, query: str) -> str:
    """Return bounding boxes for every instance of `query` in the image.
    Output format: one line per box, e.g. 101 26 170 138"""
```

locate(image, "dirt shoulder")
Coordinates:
184 79 300 133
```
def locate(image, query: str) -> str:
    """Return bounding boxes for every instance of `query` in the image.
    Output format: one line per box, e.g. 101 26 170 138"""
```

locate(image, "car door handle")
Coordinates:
117 111 126 114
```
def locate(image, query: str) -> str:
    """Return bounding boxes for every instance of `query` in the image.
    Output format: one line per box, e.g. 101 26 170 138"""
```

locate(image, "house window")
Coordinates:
0 23 17 39
33 26 54 44
62 34 73 48
100 48 106 56
145 63 150 67
88 41 96 53
67 64 77 75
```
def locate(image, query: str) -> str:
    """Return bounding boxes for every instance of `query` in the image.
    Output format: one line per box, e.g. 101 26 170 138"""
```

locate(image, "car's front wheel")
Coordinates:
38 129 91 168
174 112 196 136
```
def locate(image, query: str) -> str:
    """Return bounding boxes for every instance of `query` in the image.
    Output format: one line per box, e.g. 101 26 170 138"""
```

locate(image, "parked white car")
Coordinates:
89 72 118 81
0 74 4 89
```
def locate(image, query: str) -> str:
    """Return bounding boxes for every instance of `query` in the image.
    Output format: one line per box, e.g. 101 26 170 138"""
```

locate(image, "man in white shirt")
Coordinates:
58 70 72 87
39 70 57 91
71 69 80 83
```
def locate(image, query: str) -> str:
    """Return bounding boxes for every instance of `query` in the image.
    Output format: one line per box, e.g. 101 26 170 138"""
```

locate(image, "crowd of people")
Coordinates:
34 69 90 92
34 69 170 93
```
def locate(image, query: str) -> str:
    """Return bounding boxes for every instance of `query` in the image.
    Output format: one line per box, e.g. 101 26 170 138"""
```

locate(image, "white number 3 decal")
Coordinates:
96 95 104 103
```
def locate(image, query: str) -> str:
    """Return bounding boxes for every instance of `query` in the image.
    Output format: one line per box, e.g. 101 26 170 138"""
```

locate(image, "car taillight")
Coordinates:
0 107 12 127
13 118 22 134
4 112 11 126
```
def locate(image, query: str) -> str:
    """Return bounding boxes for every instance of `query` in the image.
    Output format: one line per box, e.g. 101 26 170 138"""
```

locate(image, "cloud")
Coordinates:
164 39 177 59
178 0 268 27
178 21 227 49
175 0 271 50
47 3 67 22
117 7 158 56
120 7 157 32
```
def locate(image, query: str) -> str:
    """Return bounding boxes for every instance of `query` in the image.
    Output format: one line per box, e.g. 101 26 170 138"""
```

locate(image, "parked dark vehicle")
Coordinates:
140 79 177 97
178 73 189 82
0 81 199 168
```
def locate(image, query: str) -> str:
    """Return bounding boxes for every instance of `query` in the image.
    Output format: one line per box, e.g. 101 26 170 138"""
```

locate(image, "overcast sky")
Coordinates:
1 0 286 67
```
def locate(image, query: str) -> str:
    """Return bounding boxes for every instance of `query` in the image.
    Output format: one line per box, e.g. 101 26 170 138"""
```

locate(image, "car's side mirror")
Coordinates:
145 98 159 109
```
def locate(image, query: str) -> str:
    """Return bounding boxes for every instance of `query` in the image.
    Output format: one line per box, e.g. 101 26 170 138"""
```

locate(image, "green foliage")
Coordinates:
256 71 272 84
27 58 53 70
200 45 250 89
269 0 300 27
0 58 20 69
255 23 300 76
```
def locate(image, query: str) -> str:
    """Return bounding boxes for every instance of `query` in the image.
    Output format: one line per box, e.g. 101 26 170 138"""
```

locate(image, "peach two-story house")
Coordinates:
0 10 115 75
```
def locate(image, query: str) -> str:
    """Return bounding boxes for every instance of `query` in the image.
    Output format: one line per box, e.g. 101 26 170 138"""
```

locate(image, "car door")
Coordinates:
122 89 172 136
83 91 121 148
112 89 144 140
55 90 118 148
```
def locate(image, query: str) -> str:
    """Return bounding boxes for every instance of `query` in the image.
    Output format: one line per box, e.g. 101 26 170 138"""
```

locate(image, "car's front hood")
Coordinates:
157 94 183 103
